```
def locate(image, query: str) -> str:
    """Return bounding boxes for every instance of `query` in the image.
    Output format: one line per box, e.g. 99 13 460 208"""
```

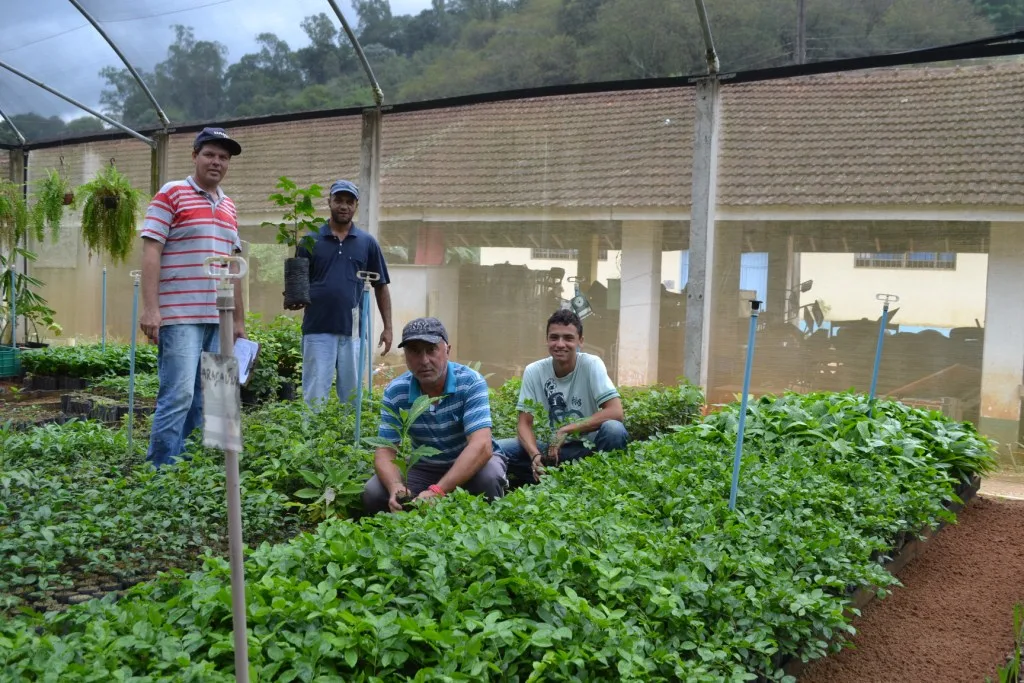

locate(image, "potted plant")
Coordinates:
30 170 74 242
0 180 29 252
77 165 144 264
262 176 322 309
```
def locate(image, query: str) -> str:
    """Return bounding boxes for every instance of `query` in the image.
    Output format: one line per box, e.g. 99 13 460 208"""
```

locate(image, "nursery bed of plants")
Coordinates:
0 391 995 681
0 398 376 617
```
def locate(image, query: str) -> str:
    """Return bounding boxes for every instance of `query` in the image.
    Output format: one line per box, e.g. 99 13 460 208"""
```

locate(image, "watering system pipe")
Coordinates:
868 293 900 415
354 271 380 445
0 59 155 148
128 271 141 453
204 256 251 683
728 300 762 511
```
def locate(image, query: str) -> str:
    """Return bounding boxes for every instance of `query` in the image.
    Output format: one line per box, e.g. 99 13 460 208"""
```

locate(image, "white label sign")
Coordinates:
201 352 242 452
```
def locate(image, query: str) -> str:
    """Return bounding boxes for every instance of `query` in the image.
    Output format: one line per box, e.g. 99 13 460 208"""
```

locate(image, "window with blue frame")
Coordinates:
854 252 956 270
678 251 769 307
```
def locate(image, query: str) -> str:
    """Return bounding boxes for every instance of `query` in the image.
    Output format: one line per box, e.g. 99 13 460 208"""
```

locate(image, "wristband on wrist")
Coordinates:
428 484 446 497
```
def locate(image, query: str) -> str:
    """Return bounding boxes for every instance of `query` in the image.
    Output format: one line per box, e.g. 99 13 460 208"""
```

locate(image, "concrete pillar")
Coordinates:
979 222 1024 466
359 107 383 388
616 221 662 386
707 226 742 401
684 76 722 390
766 230 791 323
150 130 169 196
576 234 600 286
359 108 382 239
414 225 445 265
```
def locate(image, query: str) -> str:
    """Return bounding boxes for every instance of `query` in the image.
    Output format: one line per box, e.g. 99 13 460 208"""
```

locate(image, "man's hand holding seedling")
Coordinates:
387 482 411 512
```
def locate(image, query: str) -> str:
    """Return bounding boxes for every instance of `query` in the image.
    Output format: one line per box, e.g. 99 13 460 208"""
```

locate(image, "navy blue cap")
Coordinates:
193 127 241 156
329 179 359 200
398 317 449 348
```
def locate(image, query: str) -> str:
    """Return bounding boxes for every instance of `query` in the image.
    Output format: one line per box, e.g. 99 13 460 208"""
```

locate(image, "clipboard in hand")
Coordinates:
234 338 260 387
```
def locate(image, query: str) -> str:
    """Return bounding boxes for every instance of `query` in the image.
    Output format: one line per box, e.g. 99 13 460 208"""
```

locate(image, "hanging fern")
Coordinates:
77 165 144 264
30 170 72 243
0 180 29 252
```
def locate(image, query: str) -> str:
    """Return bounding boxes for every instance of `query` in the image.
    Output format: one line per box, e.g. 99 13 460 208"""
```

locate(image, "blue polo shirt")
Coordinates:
378 362 493 464
297 223 390 336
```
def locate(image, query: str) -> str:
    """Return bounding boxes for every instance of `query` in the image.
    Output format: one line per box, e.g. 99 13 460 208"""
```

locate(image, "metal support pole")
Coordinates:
0 59 155 148
0 102 26 146
67 0 170 127
101 266 108 350
354 271 380 445
325 0 384 106
8 265 15 347
128 271 141 454
693 0 721 74
729 300 761 511
868 293 900 413
204 256 250 683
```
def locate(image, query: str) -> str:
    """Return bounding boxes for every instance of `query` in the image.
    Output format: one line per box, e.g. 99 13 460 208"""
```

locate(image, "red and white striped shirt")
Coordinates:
140 177 241 326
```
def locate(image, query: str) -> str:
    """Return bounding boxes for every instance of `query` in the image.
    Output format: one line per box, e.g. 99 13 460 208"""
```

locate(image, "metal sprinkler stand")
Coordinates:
729 299 762 511
203 255 251 683
868 293 900 415
354 270 380 447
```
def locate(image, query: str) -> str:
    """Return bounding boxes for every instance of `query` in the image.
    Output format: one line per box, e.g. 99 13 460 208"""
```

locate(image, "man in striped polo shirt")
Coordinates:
139 127 246 468
363 317 507 514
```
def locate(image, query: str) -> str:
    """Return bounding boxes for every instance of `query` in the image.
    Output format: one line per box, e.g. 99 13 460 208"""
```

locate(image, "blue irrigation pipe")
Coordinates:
127 272 140 454
353 274 375 446
729 300 762 511
101 266 107 351
868 293 900 416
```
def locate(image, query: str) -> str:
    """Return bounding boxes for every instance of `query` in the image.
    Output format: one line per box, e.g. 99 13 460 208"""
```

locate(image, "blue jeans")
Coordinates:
302 334 361 409
495 419 629 486
147 323 219 468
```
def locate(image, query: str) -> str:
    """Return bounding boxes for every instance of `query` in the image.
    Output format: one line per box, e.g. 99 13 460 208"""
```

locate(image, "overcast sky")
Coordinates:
0 0 433 120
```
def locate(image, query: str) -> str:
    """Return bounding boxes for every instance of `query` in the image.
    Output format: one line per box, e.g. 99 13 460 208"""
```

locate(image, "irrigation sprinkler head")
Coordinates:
749 299 762 313
203 256 248 284
357 270 380 291
129 269 141 284
876 293 900 305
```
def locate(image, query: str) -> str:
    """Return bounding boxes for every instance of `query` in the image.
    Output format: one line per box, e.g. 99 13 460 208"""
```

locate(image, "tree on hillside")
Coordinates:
82 0 1003 128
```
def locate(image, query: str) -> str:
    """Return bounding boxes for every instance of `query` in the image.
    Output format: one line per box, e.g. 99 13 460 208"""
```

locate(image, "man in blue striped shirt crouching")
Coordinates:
363 317 507 513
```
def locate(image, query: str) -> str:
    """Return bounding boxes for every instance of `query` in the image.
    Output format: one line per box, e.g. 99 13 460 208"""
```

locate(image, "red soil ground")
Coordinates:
801 495 1024 683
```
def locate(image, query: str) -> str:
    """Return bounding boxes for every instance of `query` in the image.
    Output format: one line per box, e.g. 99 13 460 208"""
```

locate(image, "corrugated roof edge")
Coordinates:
4 28 1023 152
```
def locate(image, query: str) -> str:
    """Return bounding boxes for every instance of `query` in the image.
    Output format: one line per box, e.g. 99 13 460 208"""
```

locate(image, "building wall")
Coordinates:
799 252 988 329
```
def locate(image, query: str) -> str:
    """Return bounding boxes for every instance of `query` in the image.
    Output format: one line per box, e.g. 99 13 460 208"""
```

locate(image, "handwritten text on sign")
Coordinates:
201 352 242 452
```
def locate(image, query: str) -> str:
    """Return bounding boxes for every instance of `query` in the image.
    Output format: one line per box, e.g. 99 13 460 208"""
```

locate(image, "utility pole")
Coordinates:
796 0 807 65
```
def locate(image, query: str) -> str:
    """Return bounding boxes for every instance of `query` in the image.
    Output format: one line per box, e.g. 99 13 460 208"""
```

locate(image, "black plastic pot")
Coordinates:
101 195 119 210
283 257 311 309
277 381 297 401
63 192 75 206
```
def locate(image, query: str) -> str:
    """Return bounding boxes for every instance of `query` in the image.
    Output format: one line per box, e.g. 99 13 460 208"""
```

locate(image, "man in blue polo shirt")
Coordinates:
289 179 392 409
363 317 507 514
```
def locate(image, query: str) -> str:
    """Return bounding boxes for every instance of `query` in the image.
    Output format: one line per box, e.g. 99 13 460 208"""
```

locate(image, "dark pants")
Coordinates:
362 454 508 514
495 419 629 487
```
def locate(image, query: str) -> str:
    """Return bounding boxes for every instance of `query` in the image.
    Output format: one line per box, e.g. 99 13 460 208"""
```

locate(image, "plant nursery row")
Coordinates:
0 383 996 681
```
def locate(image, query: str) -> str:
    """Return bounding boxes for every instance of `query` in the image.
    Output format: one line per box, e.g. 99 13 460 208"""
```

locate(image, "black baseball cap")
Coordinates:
193 127 242 156
398 317 449 348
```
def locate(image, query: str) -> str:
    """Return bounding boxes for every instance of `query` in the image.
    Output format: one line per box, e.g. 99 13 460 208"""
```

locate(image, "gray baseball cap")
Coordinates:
398 317 449 348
